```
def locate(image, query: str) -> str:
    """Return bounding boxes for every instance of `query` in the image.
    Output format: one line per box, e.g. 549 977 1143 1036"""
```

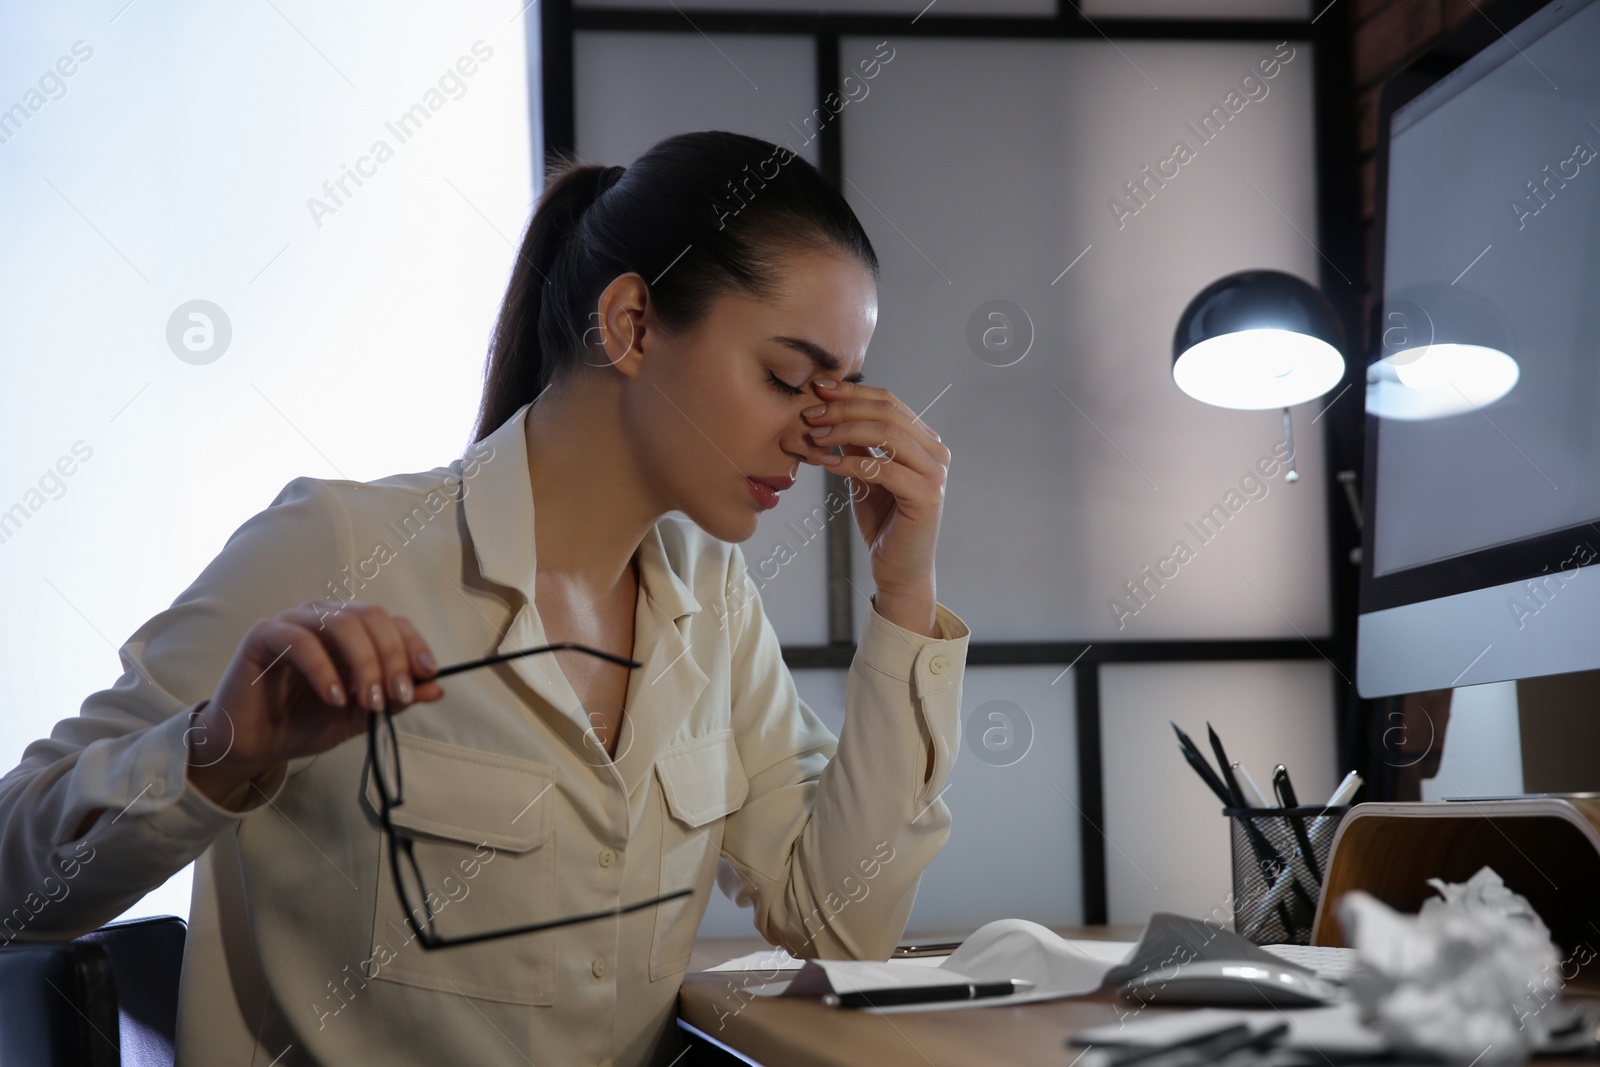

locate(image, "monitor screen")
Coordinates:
1371 0 1600 581
1359 0 1600 697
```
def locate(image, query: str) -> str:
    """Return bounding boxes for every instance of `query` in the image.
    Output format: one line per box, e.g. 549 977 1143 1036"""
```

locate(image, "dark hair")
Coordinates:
470 130 879 444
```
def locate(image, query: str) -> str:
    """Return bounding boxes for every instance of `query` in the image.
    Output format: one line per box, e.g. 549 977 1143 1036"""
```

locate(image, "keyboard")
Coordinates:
1260 943 1361 982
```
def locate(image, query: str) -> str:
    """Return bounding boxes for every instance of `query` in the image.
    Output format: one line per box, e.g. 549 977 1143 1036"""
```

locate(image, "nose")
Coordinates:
783 412 833 468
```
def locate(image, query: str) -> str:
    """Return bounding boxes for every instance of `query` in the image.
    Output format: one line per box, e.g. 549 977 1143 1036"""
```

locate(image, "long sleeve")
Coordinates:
714 544 970 961
0 476 349 942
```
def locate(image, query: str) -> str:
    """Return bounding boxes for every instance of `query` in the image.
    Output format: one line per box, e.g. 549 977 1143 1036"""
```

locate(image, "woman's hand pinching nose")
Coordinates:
799 378 949 636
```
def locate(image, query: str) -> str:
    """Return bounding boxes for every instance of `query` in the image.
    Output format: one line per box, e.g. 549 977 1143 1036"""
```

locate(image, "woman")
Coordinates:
0 130 969 1066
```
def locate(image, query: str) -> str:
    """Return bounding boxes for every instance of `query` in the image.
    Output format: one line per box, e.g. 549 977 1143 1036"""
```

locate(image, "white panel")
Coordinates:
574 31 819 168
573 30 830 644
1083 0 1311 17
843 36 1330 642
696 664 1082 938
904 664 1082 934
739 467 834 645
1099 660 1338 927
577 0 1055 14
0 3 535 923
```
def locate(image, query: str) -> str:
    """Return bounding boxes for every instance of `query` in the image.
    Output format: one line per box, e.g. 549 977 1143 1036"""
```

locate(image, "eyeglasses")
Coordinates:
367 641 694 950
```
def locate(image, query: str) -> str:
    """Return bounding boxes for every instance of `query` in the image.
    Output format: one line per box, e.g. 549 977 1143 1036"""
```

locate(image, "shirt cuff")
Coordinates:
855 600 971 684
118 704 290 835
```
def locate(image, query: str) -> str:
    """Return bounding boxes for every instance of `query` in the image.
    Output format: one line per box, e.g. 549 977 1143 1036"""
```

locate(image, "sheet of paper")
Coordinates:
704 947 804 972
760 920 1136 1013
1072 1004 1385 1056
747 958 960 999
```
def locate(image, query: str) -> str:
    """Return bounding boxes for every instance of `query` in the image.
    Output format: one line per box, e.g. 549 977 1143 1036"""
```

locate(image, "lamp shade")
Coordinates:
1172 270 1345 410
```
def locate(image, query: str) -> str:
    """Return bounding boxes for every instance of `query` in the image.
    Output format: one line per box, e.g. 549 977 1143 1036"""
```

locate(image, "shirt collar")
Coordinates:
460 400 701 623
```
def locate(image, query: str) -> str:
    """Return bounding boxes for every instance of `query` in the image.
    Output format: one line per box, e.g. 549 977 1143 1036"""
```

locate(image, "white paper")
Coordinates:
704 947 804 972
1337 867 1563 1065
1073 1004 1386 1057
751 919 1138 1013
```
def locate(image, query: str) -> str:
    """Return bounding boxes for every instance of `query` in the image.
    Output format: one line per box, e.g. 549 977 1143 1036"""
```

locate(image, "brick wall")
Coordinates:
1348 0 1480 298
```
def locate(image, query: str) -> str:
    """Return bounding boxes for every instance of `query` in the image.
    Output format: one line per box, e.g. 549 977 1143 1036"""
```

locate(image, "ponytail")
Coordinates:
471 162 625 444
469 131 877 445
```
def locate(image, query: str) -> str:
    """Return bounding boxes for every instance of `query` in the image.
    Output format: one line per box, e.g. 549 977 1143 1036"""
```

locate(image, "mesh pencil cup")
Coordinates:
1223 805 1350 946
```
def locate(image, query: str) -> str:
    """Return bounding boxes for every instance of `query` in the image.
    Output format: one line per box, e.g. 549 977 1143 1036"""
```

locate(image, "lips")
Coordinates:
746 474 794 511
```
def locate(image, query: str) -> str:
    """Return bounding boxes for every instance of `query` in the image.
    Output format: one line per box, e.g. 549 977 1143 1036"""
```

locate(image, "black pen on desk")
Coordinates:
822 979 1032 1009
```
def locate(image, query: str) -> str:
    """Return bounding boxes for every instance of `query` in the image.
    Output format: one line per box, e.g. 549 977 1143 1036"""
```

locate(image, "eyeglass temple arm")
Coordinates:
430 641 642 679
415 887 695 950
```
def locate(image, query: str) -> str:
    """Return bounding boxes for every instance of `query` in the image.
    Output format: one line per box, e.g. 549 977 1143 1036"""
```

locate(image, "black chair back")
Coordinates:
0 914 186 1067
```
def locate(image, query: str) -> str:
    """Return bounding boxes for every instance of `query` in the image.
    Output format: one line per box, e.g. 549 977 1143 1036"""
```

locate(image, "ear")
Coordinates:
589 272 651 380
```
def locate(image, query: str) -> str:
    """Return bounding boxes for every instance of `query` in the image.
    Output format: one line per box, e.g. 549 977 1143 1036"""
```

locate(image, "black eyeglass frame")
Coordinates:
366 641 693 950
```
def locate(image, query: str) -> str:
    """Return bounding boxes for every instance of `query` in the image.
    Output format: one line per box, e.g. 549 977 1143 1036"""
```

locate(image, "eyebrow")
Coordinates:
771 336 865 384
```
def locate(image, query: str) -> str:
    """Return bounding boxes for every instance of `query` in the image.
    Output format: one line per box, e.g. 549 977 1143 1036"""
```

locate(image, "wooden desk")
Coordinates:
680 926 1139 1067
678 927 1600 1067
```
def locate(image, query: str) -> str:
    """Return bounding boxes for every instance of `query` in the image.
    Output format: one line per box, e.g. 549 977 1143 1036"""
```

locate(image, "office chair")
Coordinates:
0 914 187 1067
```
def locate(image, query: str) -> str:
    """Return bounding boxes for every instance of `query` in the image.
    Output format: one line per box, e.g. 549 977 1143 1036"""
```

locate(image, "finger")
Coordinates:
812 382 946 453
830 450 939 516
284 601 389 712
809 394 949 469
813 420 942 478
354 604 419 709
390 615 445 703
254 618 350 708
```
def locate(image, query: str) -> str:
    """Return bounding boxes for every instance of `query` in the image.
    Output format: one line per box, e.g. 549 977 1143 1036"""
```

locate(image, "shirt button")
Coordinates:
928 654 949 675
591 955 607 978
148 775 168 798
598 848 615 868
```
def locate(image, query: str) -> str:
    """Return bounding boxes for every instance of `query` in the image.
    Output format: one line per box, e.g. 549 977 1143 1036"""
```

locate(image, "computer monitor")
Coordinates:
1357 0 1600 698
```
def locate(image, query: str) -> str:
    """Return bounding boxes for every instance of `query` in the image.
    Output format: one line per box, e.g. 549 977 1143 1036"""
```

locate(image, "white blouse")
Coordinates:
0 398 971 1067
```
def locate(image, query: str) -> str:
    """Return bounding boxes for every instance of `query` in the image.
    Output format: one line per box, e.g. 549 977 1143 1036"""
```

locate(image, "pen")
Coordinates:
1307 771 1364 852
1207 724 1246 807
892 941 963 958
1231 761 1270 808
1271 764 1299 808
1272 764 1323 885
1324 770 1363 807
1077 1019 1287 1067
822 978 1032 1009
1175 724 1285 878
1076 1023 1249 1067
1174 724 1305 935
1171 723 1233 806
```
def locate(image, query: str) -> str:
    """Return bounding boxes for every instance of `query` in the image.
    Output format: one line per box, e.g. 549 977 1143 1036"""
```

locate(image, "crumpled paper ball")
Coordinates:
1337 867 1562 1065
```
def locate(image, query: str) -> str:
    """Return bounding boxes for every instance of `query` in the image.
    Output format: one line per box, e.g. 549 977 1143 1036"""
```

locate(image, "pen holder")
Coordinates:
1223 805 1350 946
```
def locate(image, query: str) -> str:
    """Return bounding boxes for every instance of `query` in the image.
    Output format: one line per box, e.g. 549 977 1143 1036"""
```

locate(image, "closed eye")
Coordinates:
766 371 806 397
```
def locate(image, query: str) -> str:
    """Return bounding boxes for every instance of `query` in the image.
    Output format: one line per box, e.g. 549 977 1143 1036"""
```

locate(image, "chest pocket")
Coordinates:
364 734 557 1005
650 730 748 980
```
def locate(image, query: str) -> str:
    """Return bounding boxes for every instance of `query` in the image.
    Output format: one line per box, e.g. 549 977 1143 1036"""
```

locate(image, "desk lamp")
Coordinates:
1172 269 1345 482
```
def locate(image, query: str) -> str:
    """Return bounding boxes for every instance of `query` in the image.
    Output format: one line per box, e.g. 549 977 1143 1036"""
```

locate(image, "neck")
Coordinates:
523 374 660 593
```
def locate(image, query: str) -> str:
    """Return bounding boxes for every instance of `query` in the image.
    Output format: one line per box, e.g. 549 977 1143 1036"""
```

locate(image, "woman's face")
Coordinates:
622 245 877 543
